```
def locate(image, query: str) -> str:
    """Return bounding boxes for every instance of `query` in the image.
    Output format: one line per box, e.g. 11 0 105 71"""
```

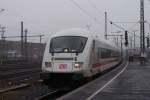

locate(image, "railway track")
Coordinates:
0 63 40 70
35 89 60 100
0 62 123 100
0 63 41 89
35 87 73 100
0 83 30 94
0 83 64 100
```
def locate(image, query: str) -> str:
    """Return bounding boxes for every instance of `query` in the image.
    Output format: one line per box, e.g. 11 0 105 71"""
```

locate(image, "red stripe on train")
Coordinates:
92 59 119 68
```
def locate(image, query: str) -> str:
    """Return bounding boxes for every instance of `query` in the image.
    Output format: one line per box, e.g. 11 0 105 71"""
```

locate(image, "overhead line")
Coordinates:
127 21 139 31
70 0 141 39
68 0 102 24
113 22 139 23
87 0 142 43
86 0 103 16
110 21 126 31
86 0 140 37
86 0 113 25
4 35 44 38
110 21 140 38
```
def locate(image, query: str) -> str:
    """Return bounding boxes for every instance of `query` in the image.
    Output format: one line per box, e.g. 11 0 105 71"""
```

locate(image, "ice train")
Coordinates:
41 28 121 85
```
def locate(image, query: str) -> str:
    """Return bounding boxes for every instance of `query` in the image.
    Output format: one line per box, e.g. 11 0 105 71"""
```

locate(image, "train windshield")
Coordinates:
50 36 87 53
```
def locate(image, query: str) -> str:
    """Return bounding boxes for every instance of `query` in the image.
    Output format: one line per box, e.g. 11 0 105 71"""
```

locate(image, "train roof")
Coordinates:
50 28 120 51
51 28 92 38
94 36 119 51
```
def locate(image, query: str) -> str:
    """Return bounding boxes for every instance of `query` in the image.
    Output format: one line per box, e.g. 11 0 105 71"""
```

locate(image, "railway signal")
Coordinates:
125 31 128 47
147 37 149 47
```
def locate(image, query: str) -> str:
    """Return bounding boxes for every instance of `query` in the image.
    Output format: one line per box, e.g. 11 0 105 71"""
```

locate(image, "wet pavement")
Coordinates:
58 62 150 100
2 61 150 100
92 62 150 100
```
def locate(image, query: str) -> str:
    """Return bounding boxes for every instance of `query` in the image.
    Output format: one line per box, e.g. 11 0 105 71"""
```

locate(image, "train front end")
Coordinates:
41 34 90 86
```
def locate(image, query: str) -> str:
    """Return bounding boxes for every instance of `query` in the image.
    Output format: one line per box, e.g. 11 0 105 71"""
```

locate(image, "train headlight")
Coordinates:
74 62 83 68
45 62 51 67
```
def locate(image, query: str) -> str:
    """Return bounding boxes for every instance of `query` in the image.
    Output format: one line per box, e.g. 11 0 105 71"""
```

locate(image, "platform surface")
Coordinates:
58 62 150 100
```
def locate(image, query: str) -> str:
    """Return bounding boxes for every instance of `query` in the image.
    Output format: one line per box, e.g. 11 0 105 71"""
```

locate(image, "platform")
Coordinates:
57 62 150 100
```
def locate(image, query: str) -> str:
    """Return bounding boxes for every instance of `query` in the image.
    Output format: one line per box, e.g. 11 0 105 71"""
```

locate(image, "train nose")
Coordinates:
51 61 83 72
53 62 72 72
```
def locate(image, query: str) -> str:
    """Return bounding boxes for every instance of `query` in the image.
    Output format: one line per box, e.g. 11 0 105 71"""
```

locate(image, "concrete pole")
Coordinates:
105 12 108 40
140 0 145 53
21 21 24 59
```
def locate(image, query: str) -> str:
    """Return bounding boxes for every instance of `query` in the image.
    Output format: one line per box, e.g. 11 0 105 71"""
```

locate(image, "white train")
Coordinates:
41 28 121 85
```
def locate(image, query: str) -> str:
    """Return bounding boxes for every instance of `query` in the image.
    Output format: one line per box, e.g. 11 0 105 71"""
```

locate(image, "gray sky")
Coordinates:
0 0 150 43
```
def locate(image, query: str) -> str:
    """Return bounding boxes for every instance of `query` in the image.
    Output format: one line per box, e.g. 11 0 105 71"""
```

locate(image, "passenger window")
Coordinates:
92 40 95 50
101 48 112 59
98 48 101 59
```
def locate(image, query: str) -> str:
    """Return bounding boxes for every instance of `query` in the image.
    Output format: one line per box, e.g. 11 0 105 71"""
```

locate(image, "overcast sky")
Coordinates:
0 0 150 43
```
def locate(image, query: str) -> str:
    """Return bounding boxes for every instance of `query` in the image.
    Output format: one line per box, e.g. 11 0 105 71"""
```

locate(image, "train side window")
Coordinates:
101 48 112 59
98 48 101 59
92 40 95 50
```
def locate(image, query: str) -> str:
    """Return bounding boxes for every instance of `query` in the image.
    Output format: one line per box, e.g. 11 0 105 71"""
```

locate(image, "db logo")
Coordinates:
59 64 67 69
